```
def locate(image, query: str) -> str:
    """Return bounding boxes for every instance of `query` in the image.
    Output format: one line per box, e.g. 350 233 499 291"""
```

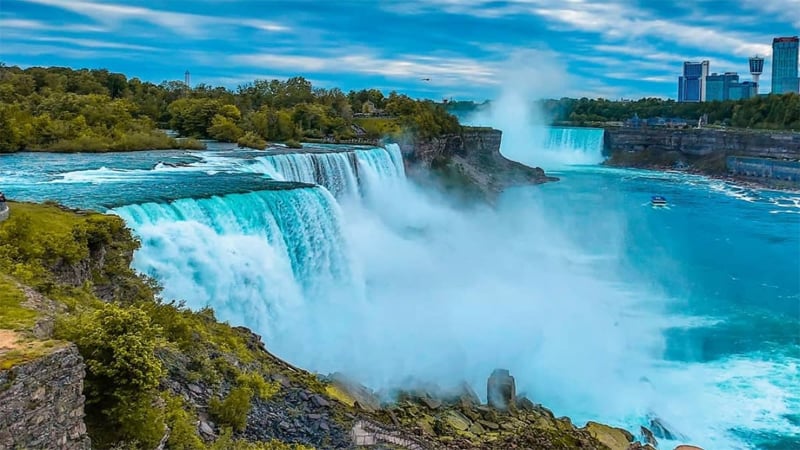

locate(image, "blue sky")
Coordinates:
0 0 796 101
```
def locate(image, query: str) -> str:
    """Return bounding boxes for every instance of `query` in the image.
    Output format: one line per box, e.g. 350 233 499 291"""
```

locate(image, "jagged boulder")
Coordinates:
649 416 683 441
674 445 704 450
487 368 516 410
641 426 658 447
516 396 535 411
584 421 633 450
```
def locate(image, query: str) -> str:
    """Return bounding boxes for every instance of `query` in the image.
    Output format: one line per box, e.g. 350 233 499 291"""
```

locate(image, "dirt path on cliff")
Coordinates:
0 330 21 353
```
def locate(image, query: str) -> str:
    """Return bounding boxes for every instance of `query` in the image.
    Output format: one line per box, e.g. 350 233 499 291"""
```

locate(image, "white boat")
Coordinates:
651 195 668 207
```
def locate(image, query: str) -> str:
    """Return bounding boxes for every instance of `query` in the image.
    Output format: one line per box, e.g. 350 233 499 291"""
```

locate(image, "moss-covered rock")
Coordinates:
585 421 634 450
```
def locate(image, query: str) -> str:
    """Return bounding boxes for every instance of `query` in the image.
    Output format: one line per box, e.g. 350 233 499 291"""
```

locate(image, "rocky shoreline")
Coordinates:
603 157 800 194
602 127 800 192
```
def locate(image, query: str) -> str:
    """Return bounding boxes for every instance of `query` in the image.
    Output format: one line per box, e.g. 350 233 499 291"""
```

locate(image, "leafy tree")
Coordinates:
56 303 165 448
208 114 244 142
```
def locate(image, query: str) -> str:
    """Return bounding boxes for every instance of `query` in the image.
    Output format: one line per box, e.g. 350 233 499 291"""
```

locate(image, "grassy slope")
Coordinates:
0 202 314 449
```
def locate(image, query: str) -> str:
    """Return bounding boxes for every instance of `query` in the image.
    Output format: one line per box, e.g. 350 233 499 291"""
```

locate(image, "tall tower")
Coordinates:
771 37 799 94
748 55 764 87
184 70 191 88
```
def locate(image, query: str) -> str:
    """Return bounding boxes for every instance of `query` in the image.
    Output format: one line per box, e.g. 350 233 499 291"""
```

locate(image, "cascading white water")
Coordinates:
251 152 358 198
112 187 363 342
539 127 605 166
250 147 404 200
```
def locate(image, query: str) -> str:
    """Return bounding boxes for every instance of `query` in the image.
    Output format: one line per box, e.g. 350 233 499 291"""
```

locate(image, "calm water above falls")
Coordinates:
0 129 797 449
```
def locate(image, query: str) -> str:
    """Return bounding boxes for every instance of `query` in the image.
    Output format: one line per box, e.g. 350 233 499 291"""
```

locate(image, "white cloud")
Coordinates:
229 51 499 86
739 0 800 27
384 0 773 57
18 0 290 36
0 17 107 32
0 42 136 60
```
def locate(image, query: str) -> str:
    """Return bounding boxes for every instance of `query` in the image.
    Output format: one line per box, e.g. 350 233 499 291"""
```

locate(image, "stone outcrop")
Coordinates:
398 127 557 201
487 368 515 410
0 345 90 450
586 421 635 450
603 127 800 160
603 127 800 187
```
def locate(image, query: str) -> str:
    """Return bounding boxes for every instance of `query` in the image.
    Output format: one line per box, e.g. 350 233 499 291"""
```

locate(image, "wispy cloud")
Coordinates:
229 51 499 86
18 0 290 36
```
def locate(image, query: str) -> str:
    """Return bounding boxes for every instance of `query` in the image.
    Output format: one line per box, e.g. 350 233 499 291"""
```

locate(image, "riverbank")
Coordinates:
603 126 800 191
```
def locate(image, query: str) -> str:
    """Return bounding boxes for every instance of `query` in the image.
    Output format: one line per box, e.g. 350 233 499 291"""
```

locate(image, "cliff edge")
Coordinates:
398 127 557 201
603 127 800 187
0 344 90 450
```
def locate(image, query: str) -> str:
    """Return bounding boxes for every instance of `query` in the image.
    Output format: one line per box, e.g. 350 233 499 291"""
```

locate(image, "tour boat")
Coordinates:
651 195 668 207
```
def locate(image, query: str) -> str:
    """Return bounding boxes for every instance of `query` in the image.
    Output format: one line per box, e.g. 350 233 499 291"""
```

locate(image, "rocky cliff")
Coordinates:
398 128 557 201
0 344 90 450
603 127 800 160
603 127 800 186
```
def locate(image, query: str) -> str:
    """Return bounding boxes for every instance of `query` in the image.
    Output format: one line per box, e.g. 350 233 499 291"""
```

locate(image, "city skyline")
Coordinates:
0 0 797 100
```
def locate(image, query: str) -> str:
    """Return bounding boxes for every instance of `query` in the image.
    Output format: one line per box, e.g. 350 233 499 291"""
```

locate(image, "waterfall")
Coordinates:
251 146 406 198
111 186 362 341
504 126 605 168
253 151 359 199
544 127 605 162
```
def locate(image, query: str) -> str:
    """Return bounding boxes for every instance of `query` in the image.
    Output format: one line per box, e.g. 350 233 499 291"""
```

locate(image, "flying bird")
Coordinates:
421 77 431 82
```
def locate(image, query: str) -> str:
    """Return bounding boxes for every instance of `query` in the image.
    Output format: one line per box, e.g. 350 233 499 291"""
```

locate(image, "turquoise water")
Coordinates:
0 130 797 449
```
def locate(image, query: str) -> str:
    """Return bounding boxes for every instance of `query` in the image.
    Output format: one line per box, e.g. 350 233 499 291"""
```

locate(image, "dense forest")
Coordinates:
446 94 800 130
0 64 460 152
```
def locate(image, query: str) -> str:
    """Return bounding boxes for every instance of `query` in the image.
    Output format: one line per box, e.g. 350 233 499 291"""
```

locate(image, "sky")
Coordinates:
0 0 797 101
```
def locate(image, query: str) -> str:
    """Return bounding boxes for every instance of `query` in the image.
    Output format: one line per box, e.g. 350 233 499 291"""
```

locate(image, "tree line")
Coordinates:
0 64 460 153
446 94 800 130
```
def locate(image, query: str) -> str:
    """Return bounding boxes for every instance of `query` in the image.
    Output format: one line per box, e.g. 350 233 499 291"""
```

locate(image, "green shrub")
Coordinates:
284 139 302 149
237 371 280 400
177 137 207 150
165 395 205 450
55 302 165 447
209 386 253 432
238 131 267 149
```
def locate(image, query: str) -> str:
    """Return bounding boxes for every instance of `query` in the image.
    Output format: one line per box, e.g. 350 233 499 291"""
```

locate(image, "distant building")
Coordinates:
706 72 738 101
748 56 764 89
678 60 710 102
730 81 758 100
771 37 799 94
704 72 757 101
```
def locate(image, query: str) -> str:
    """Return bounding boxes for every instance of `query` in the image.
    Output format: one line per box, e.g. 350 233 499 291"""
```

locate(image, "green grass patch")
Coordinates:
0 339 64 370
0 276 36 330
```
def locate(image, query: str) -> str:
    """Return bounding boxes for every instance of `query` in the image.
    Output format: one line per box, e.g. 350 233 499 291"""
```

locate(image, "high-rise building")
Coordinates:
771 37 799 94
705 72 737 101
706 72 758 101
678 60 709 102
730 81 758 100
